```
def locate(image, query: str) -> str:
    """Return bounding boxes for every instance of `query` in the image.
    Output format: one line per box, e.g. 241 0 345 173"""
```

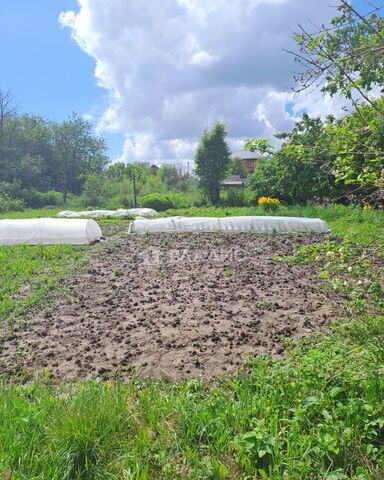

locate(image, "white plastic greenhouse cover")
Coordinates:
57 208 158 218
128 216 330 234
0 218 103 245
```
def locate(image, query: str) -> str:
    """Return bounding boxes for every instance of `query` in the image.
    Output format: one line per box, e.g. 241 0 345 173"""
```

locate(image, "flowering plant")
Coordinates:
258 196 281 211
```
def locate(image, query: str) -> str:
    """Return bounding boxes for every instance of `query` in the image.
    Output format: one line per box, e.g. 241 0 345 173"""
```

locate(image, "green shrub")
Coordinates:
221 188 247 207
140 193 175 211
0 194 26 212
19 189 64 208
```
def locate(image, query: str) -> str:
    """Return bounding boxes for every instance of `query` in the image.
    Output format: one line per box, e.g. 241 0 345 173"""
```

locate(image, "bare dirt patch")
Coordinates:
0 230 340 379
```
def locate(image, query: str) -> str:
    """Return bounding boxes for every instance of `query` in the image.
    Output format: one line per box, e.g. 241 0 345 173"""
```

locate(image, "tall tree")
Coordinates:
195 122 231 205
52 113 108 203
0 89 17 150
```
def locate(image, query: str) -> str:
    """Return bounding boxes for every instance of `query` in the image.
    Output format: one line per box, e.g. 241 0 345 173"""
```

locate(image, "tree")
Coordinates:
248 114 351 204
229 156 248 178
329 97 384 203
194 122 231 205
288 2 384 203
0 89 17 149
290 0 384 112
52 113 108 203
159 163 180 189
125 163 150 207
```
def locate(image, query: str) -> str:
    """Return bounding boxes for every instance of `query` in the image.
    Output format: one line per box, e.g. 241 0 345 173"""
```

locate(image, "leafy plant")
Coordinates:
141 193 175 211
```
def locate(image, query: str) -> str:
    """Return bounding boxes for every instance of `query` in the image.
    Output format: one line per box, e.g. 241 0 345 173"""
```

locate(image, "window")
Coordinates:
249 160 254 168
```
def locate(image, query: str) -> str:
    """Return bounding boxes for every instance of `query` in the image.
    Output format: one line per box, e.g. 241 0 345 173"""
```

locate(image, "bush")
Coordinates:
221 188 247 207
140 193 175 211
20 189 64 208
0 194 25 212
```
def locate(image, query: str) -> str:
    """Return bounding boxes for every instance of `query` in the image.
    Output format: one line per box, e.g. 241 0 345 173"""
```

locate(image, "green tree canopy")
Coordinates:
52 113 108 203
194 122 231 205
329 97 384 202
249 114 351 204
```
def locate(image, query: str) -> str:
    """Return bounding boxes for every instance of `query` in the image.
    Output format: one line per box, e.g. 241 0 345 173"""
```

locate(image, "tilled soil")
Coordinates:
0 229 340 379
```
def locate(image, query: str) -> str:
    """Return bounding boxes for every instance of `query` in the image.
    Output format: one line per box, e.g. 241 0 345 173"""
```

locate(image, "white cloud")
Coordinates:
189 50 216 67
60 0 337 164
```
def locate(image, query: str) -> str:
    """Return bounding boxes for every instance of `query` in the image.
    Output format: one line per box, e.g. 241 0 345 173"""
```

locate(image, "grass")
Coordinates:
0 208 61 219
0 244 82 329
0 204 383 479
0 317 383 479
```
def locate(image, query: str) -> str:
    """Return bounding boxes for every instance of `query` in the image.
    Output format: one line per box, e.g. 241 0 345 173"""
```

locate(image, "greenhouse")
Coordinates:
57 208 158 218
128 216 330 234
0 218 103 245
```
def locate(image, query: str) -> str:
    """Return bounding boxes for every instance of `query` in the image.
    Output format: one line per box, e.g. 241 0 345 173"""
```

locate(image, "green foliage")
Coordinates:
0 243 81 325
141 193 175 211
328 98 384 202
195 122 231 206
158 163 189 190
0 194 25 212
293 1 384 103
52 113 108 203
221 188 247 207
80 174 109 208
249 114 349 204
0 111 108 207
282 240 384 314
244 138 274 155
229 156 248 178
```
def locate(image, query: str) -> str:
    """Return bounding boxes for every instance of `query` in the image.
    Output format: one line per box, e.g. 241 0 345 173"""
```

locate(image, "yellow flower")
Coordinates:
258 196 281 206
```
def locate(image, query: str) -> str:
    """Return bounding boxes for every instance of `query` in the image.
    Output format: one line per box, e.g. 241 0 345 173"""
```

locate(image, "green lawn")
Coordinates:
0 208 62 219
0 205 383 479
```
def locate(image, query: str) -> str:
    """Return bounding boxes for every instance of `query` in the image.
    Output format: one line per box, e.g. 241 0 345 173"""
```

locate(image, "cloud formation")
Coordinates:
60 0 340 164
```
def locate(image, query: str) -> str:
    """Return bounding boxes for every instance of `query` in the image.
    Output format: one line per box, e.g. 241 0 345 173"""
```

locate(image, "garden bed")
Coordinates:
0 229 341 379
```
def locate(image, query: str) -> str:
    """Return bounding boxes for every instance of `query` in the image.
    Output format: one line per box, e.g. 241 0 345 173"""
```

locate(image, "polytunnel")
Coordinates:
0 218 103 245
128 216 330 234
57 208 158 218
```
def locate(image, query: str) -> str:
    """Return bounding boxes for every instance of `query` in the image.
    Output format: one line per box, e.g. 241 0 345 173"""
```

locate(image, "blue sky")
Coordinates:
0 0 375 163
0 0 123 157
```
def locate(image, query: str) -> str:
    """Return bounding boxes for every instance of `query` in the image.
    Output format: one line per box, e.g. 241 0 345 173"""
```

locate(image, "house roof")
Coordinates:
231 150 259 160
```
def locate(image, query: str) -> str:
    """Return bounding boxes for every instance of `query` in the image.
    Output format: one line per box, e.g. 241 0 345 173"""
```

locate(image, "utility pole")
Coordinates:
132 173 137 207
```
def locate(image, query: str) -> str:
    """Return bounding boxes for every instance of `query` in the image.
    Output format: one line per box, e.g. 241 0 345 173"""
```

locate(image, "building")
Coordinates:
231 150 259 174
220 174 245 189
150 164 159 175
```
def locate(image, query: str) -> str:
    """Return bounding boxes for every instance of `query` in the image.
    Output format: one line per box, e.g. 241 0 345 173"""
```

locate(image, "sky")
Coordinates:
0 0 371 164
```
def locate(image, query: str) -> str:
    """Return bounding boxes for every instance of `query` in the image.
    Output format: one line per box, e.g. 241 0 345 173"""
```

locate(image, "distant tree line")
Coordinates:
0 91 108 208
0 92 196 211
